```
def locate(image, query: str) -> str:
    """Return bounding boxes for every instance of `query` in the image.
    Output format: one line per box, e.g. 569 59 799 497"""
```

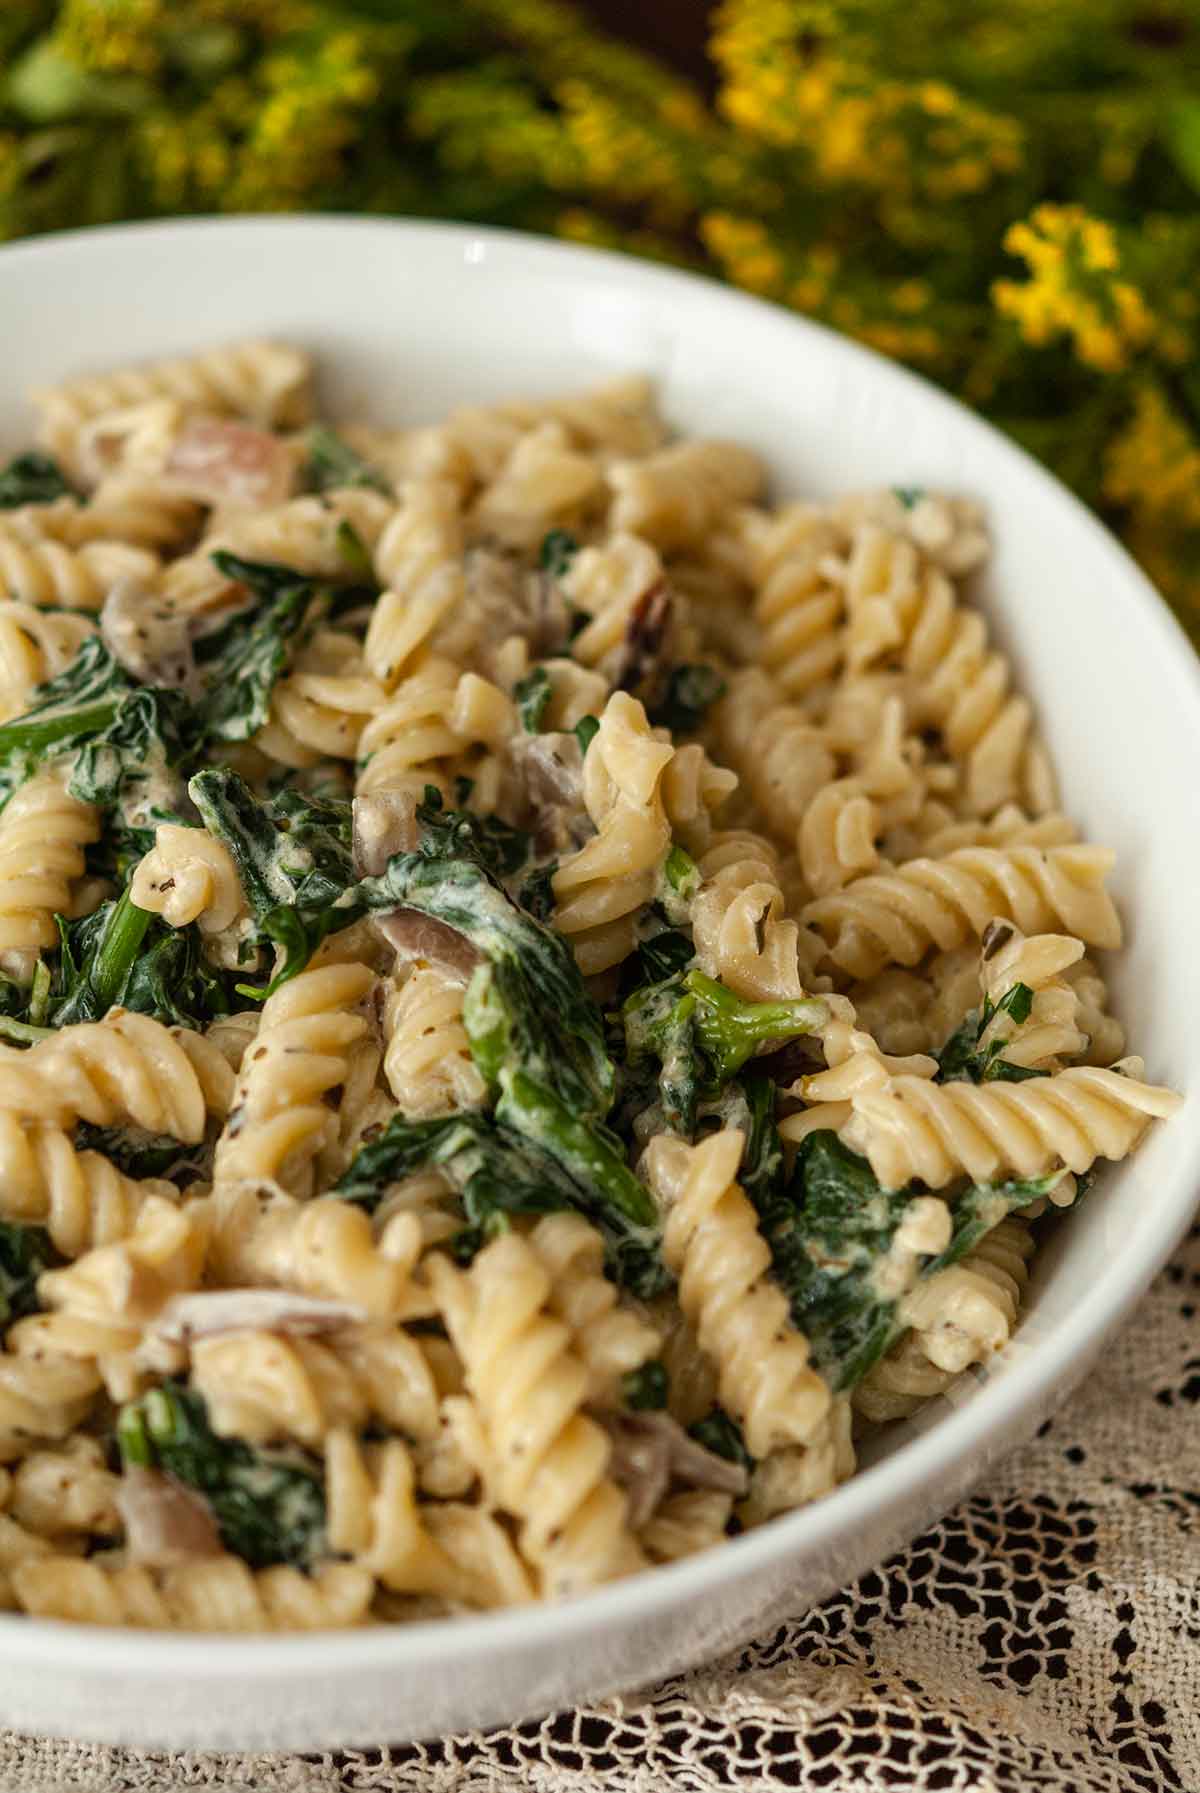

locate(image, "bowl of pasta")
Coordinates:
0 215 1193 1751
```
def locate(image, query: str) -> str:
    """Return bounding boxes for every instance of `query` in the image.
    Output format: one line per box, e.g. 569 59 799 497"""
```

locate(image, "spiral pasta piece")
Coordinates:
855 1219 1034 1422
471 421 602 550
130 823 245 936
710 667 835 842
691 829 821 1002
552 690 673 974
739 502 843 698
642 1130 830 1458
0 528 158 613
791 1051 1180 1189
833 525 1048 816
0 601 95 722
803 844 1122 980
365 480 464 691
608 440 762 550
561 532 667 680
0 1317 104 1462
0 1115 176 1259
213 962 376 1196
10 1436 121 1541
738 1397 856 1529
257 627 384 767
528 1212 660 1401
13 1556 372 1630
32 339 312 476
382 966 486 1120
210 1184 426 1324
0 773 100 968
356 658 514 801
192 1320 440 1449
1 1009 233 1139
975 921 1088 1070
428 1233 645 1598
325 1430 532 1608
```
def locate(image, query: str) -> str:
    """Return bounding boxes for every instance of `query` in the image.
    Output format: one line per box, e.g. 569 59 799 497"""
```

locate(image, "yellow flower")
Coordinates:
1104 386 1200 529
993 204 1153 373
58 0 165 75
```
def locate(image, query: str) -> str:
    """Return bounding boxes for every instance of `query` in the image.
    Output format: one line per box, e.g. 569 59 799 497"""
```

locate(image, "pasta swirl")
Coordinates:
642 1130 830 1459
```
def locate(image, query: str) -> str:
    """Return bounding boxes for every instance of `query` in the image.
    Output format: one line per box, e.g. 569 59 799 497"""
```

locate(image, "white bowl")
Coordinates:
0 217 1196 1752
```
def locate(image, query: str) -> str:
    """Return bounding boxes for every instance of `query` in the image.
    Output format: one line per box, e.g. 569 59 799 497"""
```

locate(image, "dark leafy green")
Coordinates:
689 1410 752 1470
189 769 361 1000
539 528 579 578
0 1221 59 1328
0 636 130 809
0 450 77 508
622 1362 669 1411
649 664 726 735
514 665 552 734
412 786 532 881
75 1124 208 1185
49 888 231 1029
69 685 198 864
194 552 327 743
761 1131 1063 1392
573 714 600 756
624 968 826 1133
301 424 390 496
117 1383 326 1570
935 981 1049 1084
360 853 610 1115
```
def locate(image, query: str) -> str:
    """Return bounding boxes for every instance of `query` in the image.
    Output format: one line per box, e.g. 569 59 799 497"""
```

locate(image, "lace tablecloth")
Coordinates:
5 1221 1197 1793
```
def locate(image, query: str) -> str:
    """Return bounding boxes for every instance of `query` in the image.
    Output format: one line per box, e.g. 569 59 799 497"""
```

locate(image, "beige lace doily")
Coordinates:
4 1219 1197 1793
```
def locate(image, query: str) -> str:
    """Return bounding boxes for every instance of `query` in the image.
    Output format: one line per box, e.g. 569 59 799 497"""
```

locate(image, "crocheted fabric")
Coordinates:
3 1223 1197 1793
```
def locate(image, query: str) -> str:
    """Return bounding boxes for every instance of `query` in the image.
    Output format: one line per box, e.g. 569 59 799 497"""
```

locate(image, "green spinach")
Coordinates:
117 1383 326 1570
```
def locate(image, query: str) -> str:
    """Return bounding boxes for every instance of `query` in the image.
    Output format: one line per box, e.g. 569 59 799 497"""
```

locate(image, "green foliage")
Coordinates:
301 425 390 495
514 665 553 733
0 636 129 809
649 665 726 735
355 847 665 1290
188 768 359 1000
689 1409 752 1470
117 1383 326 1571
194 553 327 744
760 1130 1062 1392
0 2 1190 632
0 451 77 507
623 967 826 1133
622 1361 669 1411
934 980 1049 1084
48 887 231 1029
0 1220 59 1329
411 786 532 881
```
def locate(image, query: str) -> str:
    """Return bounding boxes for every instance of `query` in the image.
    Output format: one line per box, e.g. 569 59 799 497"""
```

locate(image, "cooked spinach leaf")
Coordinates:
117 1383 326 1570
935 981 1049 1085
189 768 360 1000
194 553 327 744
49 887 231 1029
649 664 726 735
689 1409 752 1469
514 665 553 734
69 685 199 864
0 451 77 508
301 425 390 496
0 1220 59 1328
413 787 532 881
539 528 579 578
624 968 826 1133
760 1131 1062 1392
622 1362 669 1411
0 636 131 809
